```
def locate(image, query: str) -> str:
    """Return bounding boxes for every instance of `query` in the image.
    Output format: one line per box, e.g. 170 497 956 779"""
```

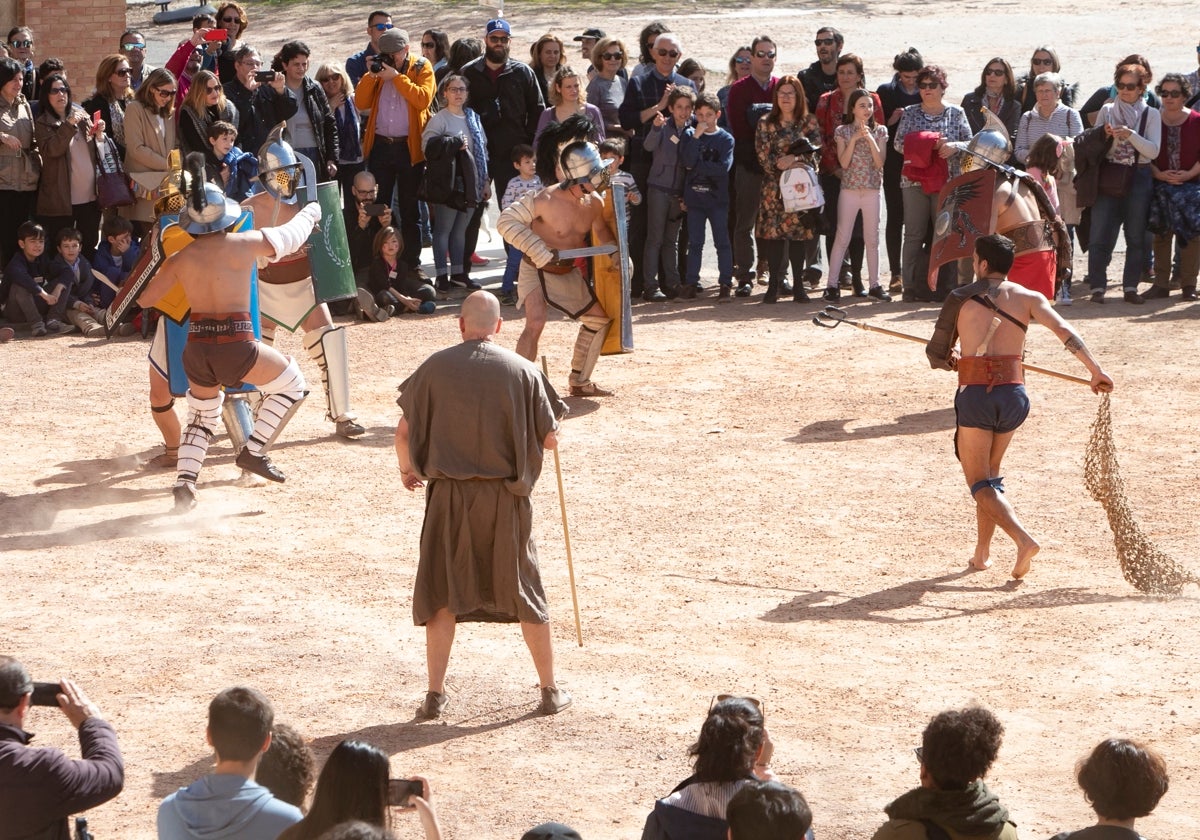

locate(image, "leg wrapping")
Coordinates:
303 325 354 423
248 358 307 454
176 390 224 486
568 313 612 388
970 476 1006 497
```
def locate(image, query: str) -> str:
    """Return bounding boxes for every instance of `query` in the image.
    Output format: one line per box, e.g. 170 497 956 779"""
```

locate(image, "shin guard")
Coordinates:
248 358 307 454
176 391 224 486
303 325 354 423
221 393 256 452
568 314 613 387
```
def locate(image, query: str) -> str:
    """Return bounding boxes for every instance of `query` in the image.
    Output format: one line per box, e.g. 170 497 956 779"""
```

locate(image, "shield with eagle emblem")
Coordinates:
928 168 998 288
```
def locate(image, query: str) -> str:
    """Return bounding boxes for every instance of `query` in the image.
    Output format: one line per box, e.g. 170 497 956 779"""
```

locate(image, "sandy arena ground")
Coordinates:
3 1 1199 837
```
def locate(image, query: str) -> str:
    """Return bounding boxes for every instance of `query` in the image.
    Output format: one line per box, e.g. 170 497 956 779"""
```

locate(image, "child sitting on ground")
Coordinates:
2 222 74 337
363 226 437 320
206 120 258 201
498 144 543 307
49 227 106 337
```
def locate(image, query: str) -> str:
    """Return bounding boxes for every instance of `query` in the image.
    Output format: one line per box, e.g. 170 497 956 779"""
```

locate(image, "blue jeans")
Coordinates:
1086 165 1153 292
502 245 523 292
685 199 733 286
430 203 469 275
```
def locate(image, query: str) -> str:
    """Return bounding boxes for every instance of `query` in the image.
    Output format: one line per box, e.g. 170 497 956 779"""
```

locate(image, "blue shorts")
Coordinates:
954 384 1030 434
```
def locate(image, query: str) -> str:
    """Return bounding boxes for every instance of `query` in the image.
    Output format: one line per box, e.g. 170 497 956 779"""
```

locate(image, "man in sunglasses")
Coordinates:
618 33 695 297
119 30 154 91
6 27 34 100
346 9 393 87
797 26 843 113
223 44 297 158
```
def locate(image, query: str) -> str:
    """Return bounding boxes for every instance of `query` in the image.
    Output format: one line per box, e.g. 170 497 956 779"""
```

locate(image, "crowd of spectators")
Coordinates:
0 659 1175 839
1 10 1198 341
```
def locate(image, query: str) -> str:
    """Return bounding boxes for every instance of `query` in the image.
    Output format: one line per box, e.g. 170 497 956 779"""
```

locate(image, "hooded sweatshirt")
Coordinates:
872 781 1018 840
157 773 301 840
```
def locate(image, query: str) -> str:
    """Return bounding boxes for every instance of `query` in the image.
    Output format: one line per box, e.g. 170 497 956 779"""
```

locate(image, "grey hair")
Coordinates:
1033 71 1063 91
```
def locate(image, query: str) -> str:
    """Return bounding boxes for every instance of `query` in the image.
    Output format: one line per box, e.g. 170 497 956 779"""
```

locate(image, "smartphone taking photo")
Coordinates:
387 778 423 808
30 681 61 707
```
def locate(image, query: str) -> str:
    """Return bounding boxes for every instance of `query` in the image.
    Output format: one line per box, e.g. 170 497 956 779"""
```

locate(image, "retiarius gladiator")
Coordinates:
497 140 619 397
139 153 321 511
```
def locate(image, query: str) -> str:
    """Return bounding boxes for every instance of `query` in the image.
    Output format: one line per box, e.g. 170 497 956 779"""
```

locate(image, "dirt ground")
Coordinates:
3 1 1199 838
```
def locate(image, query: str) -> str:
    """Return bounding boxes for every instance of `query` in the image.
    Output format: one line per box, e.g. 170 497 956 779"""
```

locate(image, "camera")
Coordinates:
31 681 61 707
254 70 276 84
370 53 395 74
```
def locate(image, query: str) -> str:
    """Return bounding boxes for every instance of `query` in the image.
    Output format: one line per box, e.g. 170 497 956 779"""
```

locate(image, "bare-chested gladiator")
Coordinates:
497 140 619 397
138 154 321 511
926 234 1113 579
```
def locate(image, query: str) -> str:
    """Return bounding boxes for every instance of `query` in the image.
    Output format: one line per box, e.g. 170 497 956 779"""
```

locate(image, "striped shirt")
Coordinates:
1014 104 1084 164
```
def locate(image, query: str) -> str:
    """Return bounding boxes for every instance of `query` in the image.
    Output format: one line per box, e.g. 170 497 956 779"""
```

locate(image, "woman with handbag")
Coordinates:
33 73 103 257
120 67 177 234
755 74 823 304
1146 73 1200 301
823 89 890 302
177 69 238 156
82 55 134 163
0 56 39 268
1083 61 1161 304
421 74 489 291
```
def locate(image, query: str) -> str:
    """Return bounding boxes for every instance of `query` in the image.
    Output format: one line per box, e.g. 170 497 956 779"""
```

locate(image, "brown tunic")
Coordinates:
398 340 567 625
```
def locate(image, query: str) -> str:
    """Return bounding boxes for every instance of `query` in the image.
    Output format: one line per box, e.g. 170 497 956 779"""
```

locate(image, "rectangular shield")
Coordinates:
308 180 357 303
928 169 998 289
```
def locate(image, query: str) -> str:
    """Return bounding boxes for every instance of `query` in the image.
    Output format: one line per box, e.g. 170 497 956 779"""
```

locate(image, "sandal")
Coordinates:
148 446 178 469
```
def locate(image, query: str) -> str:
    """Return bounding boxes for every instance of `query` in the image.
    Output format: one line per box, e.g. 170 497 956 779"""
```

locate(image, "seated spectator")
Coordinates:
33 72 103 258
50 227 105 337
179 69 238 156
871 706 1016 840
344 170 392 280
1049 739 1169 840
642 696 774 840
522 823 583 840
727 780 813 840
255 722 317 812
277 740 433 840
366 226 436 319
0 655 125 838
2 222 73 336
205 120 257 200
93 215 140 309
157 686 301 840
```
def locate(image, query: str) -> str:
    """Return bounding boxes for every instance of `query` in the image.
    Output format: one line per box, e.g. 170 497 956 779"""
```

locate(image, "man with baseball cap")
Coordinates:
0 656 125 839
574 27 605 74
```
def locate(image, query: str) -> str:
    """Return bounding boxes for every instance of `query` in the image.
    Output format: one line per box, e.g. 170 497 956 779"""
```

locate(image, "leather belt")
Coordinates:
957 356 1024 391
374 134 408 144
189 312 255 343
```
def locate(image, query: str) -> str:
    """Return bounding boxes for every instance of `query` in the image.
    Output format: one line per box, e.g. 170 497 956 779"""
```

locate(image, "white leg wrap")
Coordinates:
177 390 225 486
248 358 307 454
497 193 556 267
569 313 612 388
221 393 256 452
303 325 354 423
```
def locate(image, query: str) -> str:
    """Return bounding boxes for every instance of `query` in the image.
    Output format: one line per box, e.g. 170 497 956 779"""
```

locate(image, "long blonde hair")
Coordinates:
182 70 226 116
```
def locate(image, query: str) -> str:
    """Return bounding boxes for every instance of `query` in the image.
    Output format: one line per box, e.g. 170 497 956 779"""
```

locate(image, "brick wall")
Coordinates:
4 0 126 94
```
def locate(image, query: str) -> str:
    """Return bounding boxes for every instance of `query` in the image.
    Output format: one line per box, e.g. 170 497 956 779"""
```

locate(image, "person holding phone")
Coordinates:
0 656 125 840
33 73 103 258
276 740 442 840
222 44 298 160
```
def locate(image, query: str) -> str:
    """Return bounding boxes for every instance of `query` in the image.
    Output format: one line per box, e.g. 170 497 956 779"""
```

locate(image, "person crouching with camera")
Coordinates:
353 28 436 279
0 656 125 839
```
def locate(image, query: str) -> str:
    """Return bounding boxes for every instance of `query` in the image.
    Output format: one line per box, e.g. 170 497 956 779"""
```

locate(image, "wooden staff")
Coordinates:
813 307 1091 385
541 356 584 647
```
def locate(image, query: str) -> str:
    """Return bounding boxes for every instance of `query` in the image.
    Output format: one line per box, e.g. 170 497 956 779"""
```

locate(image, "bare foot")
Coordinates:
1012 540 1040 580
969 555 993 571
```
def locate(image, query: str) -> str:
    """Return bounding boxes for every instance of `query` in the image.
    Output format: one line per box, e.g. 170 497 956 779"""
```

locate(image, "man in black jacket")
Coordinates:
223 45 299 158
461 19 544 201
0 656 124 840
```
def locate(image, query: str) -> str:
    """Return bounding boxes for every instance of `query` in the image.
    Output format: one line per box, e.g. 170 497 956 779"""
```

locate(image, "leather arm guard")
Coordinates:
926 279 990 370
497 193 555 268
263 201 322 263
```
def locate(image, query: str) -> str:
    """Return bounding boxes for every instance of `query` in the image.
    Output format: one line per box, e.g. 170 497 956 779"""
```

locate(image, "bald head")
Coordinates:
353 170 377 191
459 291 502 340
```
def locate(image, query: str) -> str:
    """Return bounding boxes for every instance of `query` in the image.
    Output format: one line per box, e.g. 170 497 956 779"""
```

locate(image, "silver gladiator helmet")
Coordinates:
257 122 305 203
558 140 613 192
180 152 242 235
961 108 1013 172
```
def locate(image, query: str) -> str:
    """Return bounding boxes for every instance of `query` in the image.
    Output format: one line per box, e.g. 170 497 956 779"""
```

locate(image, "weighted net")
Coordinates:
1084 393 1198 595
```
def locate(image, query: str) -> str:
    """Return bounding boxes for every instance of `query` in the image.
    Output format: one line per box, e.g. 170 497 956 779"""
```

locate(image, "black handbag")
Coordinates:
94 136 135 209
1096 107 1149 199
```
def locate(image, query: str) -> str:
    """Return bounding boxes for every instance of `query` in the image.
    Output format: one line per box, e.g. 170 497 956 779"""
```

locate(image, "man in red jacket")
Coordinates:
0 656 124 840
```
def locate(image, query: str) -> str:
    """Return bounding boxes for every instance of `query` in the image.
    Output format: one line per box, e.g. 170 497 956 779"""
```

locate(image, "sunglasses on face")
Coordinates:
488 36 510 44
918 82 941 90
123 42 145 51
814 38 835 46
205 84 220 93
10 39 32 48
155 88 176 97
755 50 776 59
657 49 679 58
49 86 68 94
1116 82 1142 91
602 52 623 60
115 67 133 77
1031 57 1053 65
421 42 436 48
373 22 393 31
221 16 239 23
316 76 333 83
734 56 751 64
984 67 1006 76
1160 89 1184 98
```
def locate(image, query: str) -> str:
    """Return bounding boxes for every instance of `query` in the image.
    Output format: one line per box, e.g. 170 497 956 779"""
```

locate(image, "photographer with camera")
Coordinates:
0 656 125 840
223 45 298 160
354 28 435 276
